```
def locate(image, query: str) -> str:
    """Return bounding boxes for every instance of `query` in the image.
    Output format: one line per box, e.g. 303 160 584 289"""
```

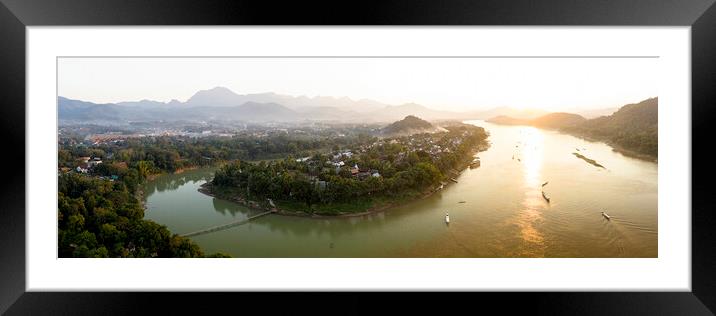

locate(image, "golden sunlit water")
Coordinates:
144 120 657 257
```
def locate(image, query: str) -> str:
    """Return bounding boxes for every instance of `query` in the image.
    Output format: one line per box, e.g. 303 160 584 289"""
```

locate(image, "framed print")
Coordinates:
1 0 715 314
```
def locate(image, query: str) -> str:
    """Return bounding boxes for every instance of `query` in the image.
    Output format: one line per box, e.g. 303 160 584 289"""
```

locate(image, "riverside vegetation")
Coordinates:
208 122 489 215
57 124 374 257
57 117 487 256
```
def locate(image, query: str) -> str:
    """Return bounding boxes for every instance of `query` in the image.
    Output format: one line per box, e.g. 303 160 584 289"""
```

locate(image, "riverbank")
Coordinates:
566 132 657 163
197 144 487 218
172 166 200 174
199 180 451 219
139 166 210 211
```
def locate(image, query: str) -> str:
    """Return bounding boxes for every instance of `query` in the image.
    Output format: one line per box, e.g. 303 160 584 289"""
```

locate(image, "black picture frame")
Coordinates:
1 0 714 314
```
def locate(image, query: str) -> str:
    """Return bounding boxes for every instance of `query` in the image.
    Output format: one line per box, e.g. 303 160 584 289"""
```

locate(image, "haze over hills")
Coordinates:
488 112 587 129
58 86 623 125
466 106 549 120
563 106 620 119
531 113 588 128
373 103 462 122
488 97 658 157
184 87 388 113
381 115 447 136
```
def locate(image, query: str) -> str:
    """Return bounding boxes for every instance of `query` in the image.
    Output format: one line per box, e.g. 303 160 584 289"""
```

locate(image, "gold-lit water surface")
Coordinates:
144 120 657 257
513 127 547 256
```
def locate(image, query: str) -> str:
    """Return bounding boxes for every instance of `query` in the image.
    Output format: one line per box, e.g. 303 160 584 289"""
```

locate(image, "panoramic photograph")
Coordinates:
57 57 658 258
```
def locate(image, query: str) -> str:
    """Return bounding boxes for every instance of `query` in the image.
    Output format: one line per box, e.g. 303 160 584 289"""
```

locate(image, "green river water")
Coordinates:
143 120 657 257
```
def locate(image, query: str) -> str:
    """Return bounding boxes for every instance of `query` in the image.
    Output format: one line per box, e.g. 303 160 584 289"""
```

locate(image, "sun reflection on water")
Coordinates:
514 127 547 255
518 126 545 189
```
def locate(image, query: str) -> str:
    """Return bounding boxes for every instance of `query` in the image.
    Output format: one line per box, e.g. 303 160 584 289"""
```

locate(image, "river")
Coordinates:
143 120 657 257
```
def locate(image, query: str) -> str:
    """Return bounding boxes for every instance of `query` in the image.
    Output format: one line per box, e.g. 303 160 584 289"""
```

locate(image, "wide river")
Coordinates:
143 120 657 257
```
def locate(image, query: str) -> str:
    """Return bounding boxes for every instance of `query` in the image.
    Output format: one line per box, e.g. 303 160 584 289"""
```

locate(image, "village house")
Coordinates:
88 157 103 167
332 150 353 161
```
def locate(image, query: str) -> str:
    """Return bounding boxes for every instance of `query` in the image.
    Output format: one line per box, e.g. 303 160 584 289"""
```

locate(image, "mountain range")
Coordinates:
58 86 622 125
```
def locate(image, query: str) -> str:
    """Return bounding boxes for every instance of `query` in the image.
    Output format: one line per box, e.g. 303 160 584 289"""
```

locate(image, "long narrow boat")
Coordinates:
542 181 549 187
602 211 611 220
542 190 550 202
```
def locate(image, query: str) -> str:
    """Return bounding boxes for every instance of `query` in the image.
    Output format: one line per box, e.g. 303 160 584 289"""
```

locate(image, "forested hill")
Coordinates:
563 97 658 157
530 112 587 129
381 115 445 136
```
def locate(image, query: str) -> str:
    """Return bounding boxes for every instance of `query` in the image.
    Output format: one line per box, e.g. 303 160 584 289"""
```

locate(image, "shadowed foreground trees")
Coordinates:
58 173 206 257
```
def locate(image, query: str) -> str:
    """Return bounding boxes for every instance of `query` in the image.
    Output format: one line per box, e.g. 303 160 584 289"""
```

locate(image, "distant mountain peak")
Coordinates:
185 86 243 107
206 86 234 92
190 86 240 97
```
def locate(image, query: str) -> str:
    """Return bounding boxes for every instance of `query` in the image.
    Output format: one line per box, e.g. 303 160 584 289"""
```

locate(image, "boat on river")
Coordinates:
542 181 549 187
470 159 481 168
542 190 550 202
602 211 611 220
445 212 450 224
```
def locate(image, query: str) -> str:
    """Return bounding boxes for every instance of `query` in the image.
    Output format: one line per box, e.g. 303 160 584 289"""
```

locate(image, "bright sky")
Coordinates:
58 57 658 112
